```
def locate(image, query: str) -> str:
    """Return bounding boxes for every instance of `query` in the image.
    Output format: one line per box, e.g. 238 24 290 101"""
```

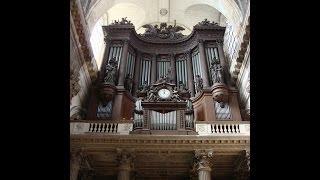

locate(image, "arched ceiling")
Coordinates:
86 0 242 33
87 0 243 69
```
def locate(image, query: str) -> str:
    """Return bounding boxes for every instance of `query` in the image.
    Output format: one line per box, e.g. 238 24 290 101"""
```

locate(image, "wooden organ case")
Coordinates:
86 18 243 134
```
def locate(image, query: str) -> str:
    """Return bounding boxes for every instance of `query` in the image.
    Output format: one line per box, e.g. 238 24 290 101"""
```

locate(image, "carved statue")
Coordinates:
195 75 203 92
104 57 118 85
124 74 133 92
111 17 133 25
141 22 185 40
210 61 224 84
147 86 158 101
197 19 219 26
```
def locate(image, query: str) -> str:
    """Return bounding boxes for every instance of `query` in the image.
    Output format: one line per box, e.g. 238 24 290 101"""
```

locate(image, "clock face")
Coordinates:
158 89 171 99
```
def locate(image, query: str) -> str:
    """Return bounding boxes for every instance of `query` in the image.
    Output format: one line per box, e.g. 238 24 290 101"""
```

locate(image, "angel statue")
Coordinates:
142 24 157 36
169 25 185 39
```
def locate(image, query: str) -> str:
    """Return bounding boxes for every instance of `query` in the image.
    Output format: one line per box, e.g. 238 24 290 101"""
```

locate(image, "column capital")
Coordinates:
194 149 214 171
116 148 135 171
234 150 250 180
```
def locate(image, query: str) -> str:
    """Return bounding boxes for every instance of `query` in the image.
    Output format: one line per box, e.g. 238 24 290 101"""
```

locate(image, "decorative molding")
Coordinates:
160 8 168 16
70 0 97 81
70 68 81 100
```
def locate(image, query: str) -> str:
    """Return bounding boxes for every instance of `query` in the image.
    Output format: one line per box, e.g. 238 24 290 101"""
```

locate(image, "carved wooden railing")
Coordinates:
70 120 133 135
195 121 250 136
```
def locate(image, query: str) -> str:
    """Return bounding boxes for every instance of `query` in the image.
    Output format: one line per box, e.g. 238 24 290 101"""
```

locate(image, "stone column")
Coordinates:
186 51 195 96
118 40 129 87
194 150 213 180
70 150 93 180
117 149 134 180
150 54 157 84
132 51 141 96
170 53 177 84
99 37 111 82
70 151 82 180
198 40 210 87
234 150 250 180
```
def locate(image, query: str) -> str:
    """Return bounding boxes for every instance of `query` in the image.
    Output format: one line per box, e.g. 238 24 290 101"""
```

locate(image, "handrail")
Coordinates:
195 121 249 136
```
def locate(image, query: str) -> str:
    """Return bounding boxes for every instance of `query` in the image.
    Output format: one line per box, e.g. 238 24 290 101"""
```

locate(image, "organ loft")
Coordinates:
70 17 250 180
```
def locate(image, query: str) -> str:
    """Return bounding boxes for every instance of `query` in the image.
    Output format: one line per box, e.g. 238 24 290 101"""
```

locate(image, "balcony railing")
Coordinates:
70 121 249 136
195 121 250 136
70 121 132 135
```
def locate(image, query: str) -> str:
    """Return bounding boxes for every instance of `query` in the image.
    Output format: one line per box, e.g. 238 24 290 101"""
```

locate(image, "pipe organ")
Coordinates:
108 42 123 69
205 46 219 85
191 49 202 93
150 111 177 130
157 56 171 81
175 54 188 88
86 18 243 132
125 49 135 79
139 55 151 86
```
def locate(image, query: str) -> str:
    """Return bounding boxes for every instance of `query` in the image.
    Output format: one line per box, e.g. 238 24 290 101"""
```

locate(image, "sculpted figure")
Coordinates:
104 57 118 85
195 75 203 92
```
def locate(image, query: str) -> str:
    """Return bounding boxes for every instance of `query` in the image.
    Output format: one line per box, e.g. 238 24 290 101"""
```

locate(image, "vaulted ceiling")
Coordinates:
83 0 244 69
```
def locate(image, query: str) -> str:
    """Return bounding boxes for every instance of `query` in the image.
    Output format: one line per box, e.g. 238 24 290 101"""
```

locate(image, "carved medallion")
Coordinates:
160 8 168 16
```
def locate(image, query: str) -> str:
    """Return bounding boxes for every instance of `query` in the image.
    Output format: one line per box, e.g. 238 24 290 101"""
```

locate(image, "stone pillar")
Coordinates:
99 37 111 82
198 40 210 87
150 54 157 84
70 151 82 180
118 40 129 87
170 53 177 84
234 150 250 180
194 150 213 180
186 51 195 96
132 51 141 96
117 149 134 180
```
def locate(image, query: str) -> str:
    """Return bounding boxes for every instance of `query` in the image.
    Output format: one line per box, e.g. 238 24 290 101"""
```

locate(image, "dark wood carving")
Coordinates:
141 22 185 40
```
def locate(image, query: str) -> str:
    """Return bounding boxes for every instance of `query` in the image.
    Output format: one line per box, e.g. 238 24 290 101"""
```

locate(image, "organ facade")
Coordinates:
71 17 250 180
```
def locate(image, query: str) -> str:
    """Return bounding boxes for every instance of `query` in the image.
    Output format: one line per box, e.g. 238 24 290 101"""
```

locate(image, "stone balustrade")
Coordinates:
195 121 249 136
70 121 133 135
71 121 249 136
